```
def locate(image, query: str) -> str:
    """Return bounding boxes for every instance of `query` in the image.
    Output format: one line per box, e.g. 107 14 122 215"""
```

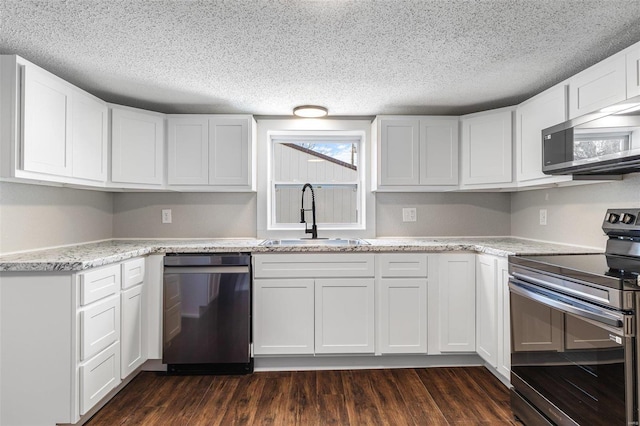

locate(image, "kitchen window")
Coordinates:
269 132 365 231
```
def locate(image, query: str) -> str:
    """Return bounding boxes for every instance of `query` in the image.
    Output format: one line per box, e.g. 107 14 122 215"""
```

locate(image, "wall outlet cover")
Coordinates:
162 209 172 224
402 207 417 222
539 209 547 226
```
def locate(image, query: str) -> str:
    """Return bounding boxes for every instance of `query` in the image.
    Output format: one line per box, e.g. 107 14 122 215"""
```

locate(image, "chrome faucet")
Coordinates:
300 183 318 239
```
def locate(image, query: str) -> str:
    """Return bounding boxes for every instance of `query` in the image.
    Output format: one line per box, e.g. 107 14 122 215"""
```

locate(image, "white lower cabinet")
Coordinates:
80 342 120 415
476 254 498 366
121 284 146 378
253 279 315 355
475 254 511 383
315 278 375 354
429 253 476 354
252 254 375 355
377 254 428 354
0 256 150 425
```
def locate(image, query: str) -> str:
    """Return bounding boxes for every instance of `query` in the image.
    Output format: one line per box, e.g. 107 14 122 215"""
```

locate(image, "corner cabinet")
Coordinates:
167 115 256 191
516 84 572 186
460 107 515 189
373 116 459 191
0 257 152 425
252 254 375 355
0 55 108 186
110 105 165 187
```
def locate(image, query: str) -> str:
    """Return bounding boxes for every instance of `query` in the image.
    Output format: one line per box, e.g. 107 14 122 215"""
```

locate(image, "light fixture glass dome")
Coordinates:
293 105 328 118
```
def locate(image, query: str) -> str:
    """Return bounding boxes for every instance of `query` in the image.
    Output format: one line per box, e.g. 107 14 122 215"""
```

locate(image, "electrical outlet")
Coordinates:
539 209 547 226
162 209 172 224
402 207 417 222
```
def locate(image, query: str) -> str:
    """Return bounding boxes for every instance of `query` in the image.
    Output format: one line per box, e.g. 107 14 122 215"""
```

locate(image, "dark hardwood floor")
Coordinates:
86 367 519 425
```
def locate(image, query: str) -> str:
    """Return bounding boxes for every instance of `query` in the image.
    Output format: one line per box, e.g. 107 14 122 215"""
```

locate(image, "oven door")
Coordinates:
509 278 637 426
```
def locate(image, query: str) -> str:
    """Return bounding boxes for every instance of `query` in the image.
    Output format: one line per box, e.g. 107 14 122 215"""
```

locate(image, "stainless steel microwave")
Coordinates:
542 95 640 175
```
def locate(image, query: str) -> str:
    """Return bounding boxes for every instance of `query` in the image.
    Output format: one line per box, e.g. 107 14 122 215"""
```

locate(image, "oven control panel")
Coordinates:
603 208 640 237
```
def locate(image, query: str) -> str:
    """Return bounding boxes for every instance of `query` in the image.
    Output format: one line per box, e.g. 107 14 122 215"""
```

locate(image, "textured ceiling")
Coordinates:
2 0 640 116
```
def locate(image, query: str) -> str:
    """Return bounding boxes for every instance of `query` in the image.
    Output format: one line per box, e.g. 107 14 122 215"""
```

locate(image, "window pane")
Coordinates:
273 141 358 183
275 184 357 224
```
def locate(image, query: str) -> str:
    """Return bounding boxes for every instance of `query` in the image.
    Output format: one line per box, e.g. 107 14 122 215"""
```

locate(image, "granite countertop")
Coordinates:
0 237 600 272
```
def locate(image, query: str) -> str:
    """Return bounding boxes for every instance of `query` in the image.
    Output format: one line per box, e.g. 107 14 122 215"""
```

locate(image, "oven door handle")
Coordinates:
509 279 626 329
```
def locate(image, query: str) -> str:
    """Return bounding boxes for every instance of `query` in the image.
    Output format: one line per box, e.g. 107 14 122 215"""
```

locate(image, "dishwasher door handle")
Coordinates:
164 266 250 274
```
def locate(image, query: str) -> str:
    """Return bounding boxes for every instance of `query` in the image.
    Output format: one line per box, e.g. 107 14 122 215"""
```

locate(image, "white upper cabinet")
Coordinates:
419 118 459 185
460 108 514 188
627 43 640 98
111 105 165 186
568 54 626 119
378 118 420 186
21 63 72 177
71 91 108 182
167 115 255 190
1 55 108 185
516 84 572 185
374 116 458 190
167 116 209 185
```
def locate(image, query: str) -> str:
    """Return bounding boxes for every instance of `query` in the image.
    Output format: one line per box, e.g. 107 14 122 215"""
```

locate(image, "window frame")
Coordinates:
267 130 367 232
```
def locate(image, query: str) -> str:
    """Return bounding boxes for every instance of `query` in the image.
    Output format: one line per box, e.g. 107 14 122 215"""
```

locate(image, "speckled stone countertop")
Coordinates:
0 237 600 272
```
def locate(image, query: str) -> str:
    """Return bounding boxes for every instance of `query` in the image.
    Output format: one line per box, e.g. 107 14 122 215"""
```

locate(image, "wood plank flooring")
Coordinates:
86 367 519 425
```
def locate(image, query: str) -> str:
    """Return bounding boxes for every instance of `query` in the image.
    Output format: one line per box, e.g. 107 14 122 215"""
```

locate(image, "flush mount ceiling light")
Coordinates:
293 105 328 118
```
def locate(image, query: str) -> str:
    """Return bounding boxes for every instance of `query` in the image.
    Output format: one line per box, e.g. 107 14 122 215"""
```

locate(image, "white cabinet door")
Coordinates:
516 85 568 183
79 342 120 416
379 118 420 186
476 254 497 367
433 254 476 353
568 54 626 119
167 116 209 185
71 91 108 182
627 44 640 98
111 106 164 185
419 117 459 185
253 279 315 355
209 117 250 186
80 295 120 361
496 259 511 381
315 278 375 354
379 278 427 354
121 284 146 378
22 64 71 176
461 109 513 186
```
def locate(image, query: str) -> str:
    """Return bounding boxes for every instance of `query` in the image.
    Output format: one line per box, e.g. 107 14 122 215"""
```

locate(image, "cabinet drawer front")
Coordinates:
121 257 145 289
253 254 374 278
81 296 120 361
80 342 121 415
80 264 120 305
379 254 428 277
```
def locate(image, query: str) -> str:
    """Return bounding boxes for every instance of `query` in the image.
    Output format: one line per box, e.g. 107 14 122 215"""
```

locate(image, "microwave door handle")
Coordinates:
509 279 625 329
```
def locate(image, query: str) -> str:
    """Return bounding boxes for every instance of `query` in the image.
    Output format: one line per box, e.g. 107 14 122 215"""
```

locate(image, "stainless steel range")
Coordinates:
508 208 640 426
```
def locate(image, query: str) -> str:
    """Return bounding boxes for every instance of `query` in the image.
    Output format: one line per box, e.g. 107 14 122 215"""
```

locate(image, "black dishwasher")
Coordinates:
162 253 253 374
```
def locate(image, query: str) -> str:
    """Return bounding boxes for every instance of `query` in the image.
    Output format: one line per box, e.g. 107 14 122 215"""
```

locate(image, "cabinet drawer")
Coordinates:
253 254 374 278
80 342 121 415
79 264 120 305
122 257 145 289
81 295 120 361
379 254 428 277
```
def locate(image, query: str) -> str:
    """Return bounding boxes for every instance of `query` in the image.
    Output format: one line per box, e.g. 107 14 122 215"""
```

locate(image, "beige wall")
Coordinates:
112 192 257 238
376 192 511 237
510 173 640 250
0 182 114 254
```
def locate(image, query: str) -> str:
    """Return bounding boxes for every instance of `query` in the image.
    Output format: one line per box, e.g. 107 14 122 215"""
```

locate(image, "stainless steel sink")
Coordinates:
260 238 370 247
